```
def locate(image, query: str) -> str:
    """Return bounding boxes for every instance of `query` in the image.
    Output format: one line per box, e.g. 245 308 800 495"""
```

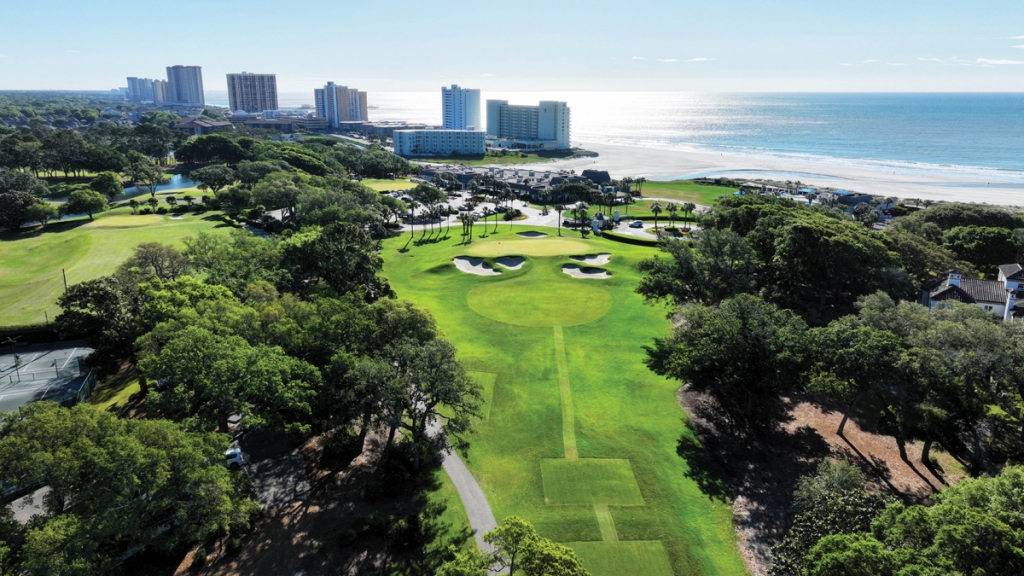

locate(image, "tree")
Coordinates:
183 231 287 296
682 202 697 225
182 194 194 208
129 198 140 214
55 273 148 376
118 242 190 281
59 189 107 221
237 160 289 186
0 190 37 230
637 229 755 307
667 203 678 230
942 225 1018 274
190 164 236 194
88 171 123 200
147 196 159 211
25 200 58 227
645 294 808 432
126 151 165 196
807 316 905 436
884 230 976 286
0 403 259 574
477 516 591 576
174 134 248 165
650 200 663 232
554 204 566 236
281 222 393 301
138 325 319 433
42 129 87 177
0 168 48 196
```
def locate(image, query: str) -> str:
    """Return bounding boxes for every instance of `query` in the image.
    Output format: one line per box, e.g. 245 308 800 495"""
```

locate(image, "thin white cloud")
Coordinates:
1011 45 1024 49
656 58 679 62
687 57 715 62
862 59 877 64
918 57 944 62
480 73 497 77
840 63 855 67
631 56 647 61
1010 35 1024 39
977 58 1024 65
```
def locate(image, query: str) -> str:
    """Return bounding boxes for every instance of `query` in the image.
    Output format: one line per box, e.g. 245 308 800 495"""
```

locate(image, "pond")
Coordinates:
123 174 196 198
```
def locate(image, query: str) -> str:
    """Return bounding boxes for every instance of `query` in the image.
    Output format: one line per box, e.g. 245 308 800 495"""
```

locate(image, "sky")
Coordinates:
1 0 1023 92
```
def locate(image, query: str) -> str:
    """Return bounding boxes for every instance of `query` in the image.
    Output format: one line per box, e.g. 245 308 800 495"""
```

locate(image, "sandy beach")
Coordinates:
540 142 1024 207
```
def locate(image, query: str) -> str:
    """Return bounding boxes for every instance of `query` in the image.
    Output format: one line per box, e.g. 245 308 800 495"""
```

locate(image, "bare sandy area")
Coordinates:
542 142 1024 207
495 256 525 270
453 256 501 276
570 253 611 265
516 231 548 238
561 264 611 279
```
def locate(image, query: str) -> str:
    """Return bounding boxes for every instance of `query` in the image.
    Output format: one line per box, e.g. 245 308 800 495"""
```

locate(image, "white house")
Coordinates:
923 266 1024 321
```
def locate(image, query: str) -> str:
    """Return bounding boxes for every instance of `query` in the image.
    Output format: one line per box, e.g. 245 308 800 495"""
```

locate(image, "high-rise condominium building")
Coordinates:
442 84 481 130
226 72 279 113
393 130 486 156
486 100 571 150
126 78 170 103
166 65 205 106
314 82 368 128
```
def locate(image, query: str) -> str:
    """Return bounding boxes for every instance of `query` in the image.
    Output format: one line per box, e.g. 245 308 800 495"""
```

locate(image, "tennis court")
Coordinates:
0 342 95 413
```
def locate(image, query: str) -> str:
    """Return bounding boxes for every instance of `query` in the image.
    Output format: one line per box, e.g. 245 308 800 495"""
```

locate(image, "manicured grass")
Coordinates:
361 179 417 192
640 181 737 206
88 364 141 413
382 227 745 576
541 459 645 506
0 207 231 327
568 541 675 576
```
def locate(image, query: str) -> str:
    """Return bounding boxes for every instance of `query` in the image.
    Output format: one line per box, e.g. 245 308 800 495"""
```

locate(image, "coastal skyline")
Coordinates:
2 0 1023 92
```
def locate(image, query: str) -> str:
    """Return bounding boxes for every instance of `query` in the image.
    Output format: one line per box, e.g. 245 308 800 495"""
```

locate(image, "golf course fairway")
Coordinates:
383 227 746 576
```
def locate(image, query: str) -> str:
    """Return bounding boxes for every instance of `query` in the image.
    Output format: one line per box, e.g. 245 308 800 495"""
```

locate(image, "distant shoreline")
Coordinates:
537 141 1024 207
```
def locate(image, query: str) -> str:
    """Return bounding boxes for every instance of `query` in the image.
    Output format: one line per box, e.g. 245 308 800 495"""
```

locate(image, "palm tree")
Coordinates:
682 202 696 226
667 203 678 231
576 206 589 238
407 199 419 238
540 189 552 213
651 201 663 234
555 204 566 236
129 198 139 215
444 204 452 238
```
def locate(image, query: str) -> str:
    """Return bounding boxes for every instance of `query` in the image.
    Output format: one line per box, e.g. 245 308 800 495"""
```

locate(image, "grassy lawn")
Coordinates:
382 227 745 576
361 178 417 192
88 363 141 413
641 181 737 206
0 206 232 327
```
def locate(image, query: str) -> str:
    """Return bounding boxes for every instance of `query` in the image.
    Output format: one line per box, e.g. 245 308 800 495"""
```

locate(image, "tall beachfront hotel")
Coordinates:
166 65 205 106
486 99 571 150
442 84 481 130
314 82 368 128
226 72 279 113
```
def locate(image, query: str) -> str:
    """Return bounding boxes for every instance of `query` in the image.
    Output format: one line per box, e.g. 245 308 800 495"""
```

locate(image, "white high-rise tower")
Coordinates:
442 84 481 130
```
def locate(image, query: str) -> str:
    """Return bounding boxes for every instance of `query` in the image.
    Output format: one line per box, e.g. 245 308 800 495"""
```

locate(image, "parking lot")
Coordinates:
0 343 94 413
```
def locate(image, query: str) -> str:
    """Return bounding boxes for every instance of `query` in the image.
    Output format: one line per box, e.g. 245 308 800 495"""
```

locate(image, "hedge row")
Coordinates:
600 231 662 247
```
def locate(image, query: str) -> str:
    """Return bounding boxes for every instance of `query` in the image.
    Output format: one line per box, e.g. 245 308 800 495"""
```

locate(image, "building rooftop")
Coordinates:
999 263 1024 281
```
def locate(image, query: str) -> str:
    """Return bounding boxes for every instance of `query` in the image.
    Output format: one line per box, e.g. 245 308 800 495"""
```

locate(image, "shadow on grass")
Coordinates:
0 218 91 241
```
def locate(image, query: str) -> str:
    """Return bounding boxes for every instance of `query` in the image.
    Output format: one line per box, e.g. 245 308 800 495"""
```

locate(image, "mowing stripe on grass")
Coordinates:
553 325 577 459
593 504 618 542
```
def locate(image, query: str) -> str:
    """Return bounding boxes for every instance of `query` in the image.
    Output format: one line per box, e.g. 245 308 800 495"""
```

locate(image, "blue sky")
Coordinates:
1 0 1023 92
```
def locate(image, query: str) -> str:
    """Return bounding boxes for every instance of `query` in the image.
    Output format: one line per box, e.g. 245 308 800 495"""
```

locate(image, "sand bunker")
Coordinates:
562 264 612 279
570 253 611 265
453 257 502 276
495 256 525 270
516 231 548 238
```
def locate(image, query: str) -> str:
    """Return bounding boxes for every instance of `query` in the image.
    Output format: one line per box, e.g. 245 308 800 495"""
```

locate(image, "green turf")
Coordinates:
568 541 676 576
468 371 497 420
361 178 417 192
541 459 645 506
640 181 737 205
0 207 231 327
382 226 746 576
465 274 611 327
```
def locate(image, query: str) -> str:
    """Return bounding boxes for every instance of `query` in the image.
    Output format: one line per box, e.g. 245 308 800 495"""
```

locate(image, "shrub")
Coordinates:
140 208 152 215
191 548 207 569
156 206 168 215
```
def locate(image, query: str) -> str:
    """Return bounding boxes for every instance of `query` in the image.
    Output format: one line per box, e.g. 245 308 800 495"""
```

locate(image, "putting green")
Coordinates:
467 238 593 257
466 277 611 327
88 214 163 227
541 459 645 506
567 541 676 576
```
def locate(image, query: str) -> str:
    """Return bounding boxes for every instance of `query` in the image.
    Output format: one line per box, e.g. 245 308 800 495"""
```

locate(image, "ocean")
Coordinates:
204 91 1024 184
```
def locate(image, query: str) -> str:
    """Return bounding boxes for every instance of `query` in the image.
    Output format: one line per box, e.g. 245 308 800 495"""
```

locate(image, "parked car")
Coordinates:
224 448 244 470
629 220 644 228
494 206 508 213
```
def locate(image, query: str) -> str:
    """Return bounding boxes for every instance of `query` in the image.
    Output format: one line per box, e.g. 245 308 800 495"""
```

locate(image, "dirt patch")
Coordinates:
677 389 965 576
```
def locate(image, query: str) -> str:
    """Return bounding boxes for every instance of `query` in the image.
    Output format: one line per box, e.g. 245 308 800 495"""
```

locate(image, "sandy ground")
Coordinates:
452 256 501 276
495 256 525 270
569 253 611 265
561 264 611 279
539 142 1024 207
